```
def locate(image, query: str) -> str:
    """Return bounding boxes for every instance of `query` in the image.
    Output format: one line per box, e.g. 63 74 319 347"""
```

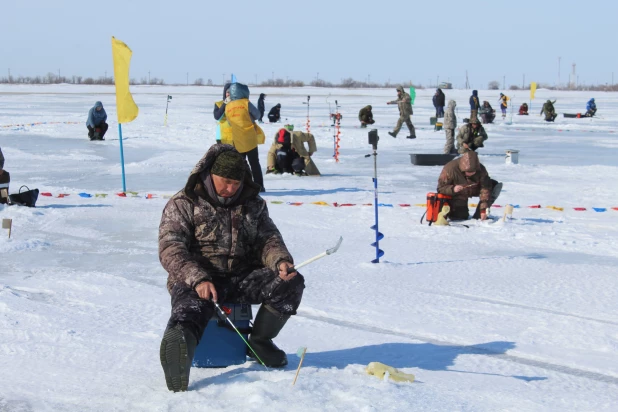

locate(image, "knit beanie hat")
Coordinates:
211 150 245 181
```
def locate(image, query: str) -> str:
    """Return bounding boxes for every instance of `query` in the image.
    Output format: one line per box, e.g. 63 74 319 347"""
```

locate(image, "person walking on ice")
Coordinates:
387 86 416 139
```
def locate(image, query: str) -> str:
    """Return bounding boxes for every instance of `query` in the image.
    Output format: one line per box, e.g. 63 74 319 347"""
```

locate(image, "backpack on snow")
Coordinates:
420 192 452 225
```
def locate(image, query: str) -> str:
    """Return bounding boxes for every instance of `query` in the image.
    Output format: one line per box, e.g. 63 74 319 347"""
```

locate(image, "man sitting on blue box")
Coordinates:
158 143 305 392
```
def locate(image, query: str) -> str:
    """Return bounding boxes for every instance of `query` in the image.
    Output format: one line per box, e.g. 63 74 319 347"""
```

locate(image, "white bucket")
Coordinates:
505 149 519 164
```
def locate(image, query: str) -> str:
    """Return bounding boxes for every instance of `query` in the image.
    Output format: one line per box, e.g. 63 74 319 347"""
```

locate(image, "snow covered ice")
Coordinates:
1 84 617 411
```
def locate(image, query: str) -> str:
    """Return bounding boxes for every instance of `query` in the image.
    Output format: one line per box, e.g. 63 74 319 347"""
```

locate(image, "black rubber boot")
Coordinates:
388 132 397 138
247 305 289 368
160 324 197 392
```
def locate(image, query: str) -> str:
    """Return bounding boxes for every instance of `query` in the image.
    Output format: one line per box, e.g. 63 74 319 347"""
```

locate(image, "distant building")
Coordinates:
438 82 453 89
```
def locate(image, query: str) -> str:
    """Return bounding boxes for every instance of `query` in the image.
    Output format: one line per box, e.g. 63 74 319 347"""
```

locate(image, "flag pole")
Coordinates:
111 36 139 194
118 123 127 192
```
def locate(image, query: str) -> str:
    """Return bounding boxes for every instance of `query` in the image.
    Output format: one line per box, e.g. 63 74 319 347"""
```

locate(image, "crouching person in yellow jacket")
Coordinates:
224 83 266 191
266 126 320 176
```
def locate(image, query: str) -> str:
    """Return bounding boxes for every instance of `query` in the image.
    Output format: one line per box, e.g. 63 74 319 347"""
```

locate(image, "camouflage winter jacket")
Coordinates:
389 90 413 117
456 123 488 153
540 100 556 116
437 152 492 211
358 105 374 122
159 144 293 292
443 100 457 129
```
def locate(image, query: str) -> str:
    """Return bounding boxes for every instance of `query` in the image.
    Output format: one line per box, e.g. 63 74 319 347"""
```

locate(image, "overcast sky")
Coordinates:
1 0 615 88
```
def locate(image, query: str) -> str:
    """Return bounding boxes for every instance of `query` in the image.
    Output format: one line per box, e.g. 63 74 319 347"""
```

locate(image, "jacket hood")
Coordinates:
276 103 281 108
546 100 552 104
222 83 231 100
229 83 250 101
396 86 404 92
589 98 595 102
365 105 372 110
472 90 478 96
459 151 480 173
259 93 266 98
447 100 456 109
183 144 260 202
94 101 103 109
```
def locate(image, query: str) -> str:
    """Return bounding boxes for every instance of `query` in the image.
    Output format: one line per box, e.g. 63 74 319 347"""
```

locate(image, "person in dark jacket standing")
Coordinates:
158 144 304 392
469 90 480 123
257 93 266 123
86 101 108 140
0 146 9 204
433 88 446 118
268 104 281 123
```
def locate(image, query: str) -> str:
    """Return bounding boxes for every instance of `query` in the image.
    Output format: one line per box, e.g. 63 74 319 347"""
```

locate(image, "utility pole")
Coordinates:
523 74 525 89
255 74 257 85
272 71 274 81
465 70 470 89
149 71 151 84
437 75 439 88
186 72 189 86
368 74 371 84
558 57 561 89
503 75 505 90
613 72 614 86
7 68 10 83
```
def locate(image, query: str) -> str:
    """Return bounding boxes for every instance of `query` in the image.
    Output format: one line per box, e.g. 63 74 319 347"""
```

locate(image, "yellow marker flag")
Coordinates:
111 37 139 123
530 82 537 100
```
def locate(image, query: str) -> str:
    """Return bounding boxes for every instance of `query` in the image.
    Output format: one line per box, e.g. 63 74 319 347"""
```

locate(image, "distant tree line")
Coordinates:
490 80 618 92
1 72 615 91
258 77 425 89
0 73 165 85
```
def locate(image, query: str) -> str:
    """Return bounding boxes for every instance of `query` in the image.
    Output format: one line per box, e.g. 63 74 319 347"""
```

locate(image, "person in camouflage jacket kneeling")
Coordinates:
158 143 304 392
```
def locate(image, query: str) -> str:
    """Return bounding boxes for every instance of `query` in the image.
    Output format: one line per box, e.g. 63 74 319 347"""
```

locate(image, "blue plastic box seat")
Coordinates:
192 303 253 368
